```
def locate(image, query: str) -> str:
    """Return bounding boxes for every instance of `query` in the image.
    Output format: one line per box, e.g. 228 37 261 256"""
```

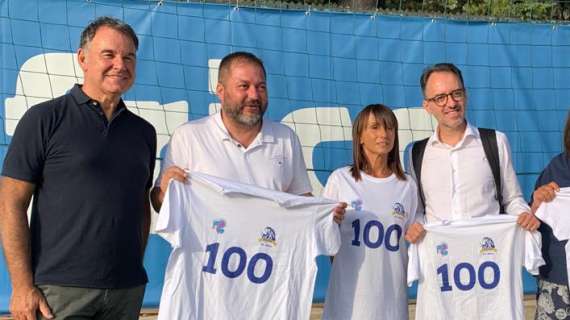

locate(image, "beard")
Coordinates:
222 99 267 127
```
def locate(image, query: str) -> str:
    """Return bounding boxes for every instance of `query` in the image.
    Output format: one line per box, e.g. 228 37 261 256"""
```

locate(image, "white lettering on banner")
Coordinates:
3 53 435 231
4 53 189 156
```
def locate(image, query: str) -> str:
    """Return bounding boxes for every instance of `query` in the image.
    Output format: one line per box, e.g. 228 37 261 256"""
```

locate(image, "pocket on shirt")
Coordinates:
269 154 286 179
271 154 285 167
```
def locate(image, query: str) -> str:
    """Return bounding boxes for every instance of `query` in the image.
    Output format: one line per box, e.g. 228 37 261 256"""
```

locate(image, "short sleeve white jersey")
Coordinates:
156 173 340 320
535 187 570 289
408 215 544 320
321 167 419 320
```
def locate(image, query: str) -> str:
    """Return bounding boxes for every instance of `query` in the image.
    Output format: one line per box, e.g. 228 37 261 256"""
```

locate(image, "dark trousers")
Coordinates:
37 284 145 320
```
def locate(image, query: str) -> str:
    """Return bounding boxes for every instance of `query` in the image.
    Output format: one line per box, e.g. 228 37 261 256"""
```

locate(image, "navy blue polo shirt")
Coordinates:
2 84 156 288
533 152 570 285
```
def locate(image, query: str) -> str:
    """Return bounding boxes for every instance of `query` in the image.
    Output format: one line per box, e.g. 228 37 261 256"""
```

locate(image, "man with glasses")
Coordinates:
404 63 539 243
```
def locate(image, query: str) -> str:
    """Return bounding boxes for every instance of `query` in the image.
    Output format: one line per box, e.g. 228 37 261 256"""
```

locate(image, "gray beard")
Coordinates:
223 105 264 127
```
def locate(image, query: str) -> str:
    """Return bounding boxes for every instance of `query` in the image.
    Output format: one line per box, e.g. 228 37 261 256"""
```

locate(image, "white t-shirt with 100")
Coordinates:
408 215 544 320
156 173 340 320
322 167 419 320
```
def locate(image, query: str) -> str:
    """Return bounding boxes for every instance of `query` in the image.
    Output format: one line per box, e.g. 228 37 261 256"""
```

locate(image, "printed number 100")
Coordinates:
437 261 501 292
202 242 273 284
351 219 402 251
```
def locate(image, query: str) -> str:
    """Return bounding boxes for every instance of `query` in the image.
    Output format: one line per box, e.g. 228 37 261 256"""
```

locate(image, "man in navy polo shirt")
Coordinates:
0 17 156 320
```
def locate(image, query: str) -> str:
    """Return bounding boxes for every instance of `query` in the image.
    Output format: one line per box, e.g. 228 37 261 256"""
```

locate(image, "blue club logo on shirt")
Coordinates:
212 219 226 234
436 243 448 256
259 227 277 247
392 202 406 219
351 199 363 211
480 237 497 254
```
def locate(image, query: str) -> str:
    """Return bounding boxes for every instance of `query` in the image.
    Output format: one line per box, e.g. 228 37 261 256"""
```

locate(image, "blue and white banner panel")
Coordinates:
1 0 568 310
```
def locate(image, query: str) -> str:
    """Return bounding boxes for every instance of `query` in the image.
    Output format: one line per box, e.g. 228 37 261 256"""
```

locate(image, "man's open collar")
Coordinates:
429 121 477 146
213 111 274 144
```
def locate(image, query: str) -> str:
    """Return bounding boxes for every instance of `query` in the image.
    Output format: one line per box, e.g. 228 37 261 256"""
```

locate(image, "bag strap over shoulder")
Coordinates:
478 128 505 214
411 138 429 210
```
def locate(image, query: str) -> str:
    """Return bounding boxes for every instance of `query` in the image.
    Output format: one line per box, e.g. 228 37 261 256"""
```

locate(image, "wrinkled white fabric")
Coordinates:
156 173 340 320
408 215 544 320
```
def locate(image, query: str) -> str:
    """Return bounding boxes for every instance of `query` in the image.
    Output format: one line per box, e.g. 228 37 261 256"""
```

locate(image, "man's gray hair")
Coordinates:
80 16 138 50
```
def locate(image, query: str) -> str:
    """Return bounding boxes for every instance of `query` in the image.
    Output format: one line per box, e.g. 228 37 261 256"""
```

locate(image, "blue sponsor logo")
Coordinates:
351 199 363 211
437 243 448 256
212 219 226 234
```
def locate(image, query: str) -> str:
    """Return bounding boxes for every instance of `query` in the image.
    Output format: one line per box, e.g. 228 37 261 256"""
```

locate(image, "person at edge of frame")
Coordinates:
530 111 570 320
0 16 156 320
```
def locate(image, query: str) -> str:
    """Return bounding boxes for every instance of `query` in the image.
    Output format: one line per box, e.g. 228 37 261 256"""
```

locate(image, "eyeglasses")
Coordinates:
425 89 465 107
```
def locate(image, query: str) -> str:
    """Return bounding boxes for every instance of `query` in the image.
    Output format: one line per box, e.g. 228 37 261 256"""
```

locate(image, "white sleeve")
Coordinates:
523 230 545 275
496 132 531 215
406 177 424 228
155 180 187 248
285 131 312 195
154 126 190 188
536 189 570 241
407 242 421 287
321 170 340 201
313 204 341 256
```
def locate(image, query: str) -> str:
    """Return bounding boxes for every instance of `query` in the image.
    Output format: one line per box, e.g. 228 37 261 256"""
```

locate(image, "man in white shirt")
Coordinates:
405 63 539 242
151 51 344 220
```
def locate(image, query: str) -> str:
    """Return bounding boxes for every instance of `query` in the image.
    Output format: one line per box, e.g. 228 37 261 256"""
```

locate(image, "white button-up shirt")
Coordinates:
409 122 530 223
156 112 312 195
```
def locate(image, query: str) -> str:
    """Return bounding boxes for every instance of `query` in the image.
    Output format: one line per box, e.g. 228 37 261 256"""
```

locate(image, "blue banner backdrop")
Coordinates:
1 0 568 311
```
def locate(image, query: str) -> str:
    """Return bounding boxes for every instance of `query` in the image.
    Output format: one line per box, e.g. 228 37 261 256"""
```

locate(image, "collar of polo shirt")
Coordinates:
213 111 274 147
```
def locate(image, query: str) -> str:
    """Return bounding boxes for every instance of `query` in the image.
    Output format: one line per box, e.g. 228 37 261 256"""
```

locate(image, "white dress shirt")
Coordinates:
408 122 530 223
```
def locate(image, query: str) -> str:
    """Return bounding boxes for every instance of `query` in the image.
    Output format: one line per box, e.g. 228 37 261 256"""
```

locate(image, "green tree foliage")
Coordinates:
463 0 562 20
170 0 570 21
347 0 567 21
435 0 562 20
